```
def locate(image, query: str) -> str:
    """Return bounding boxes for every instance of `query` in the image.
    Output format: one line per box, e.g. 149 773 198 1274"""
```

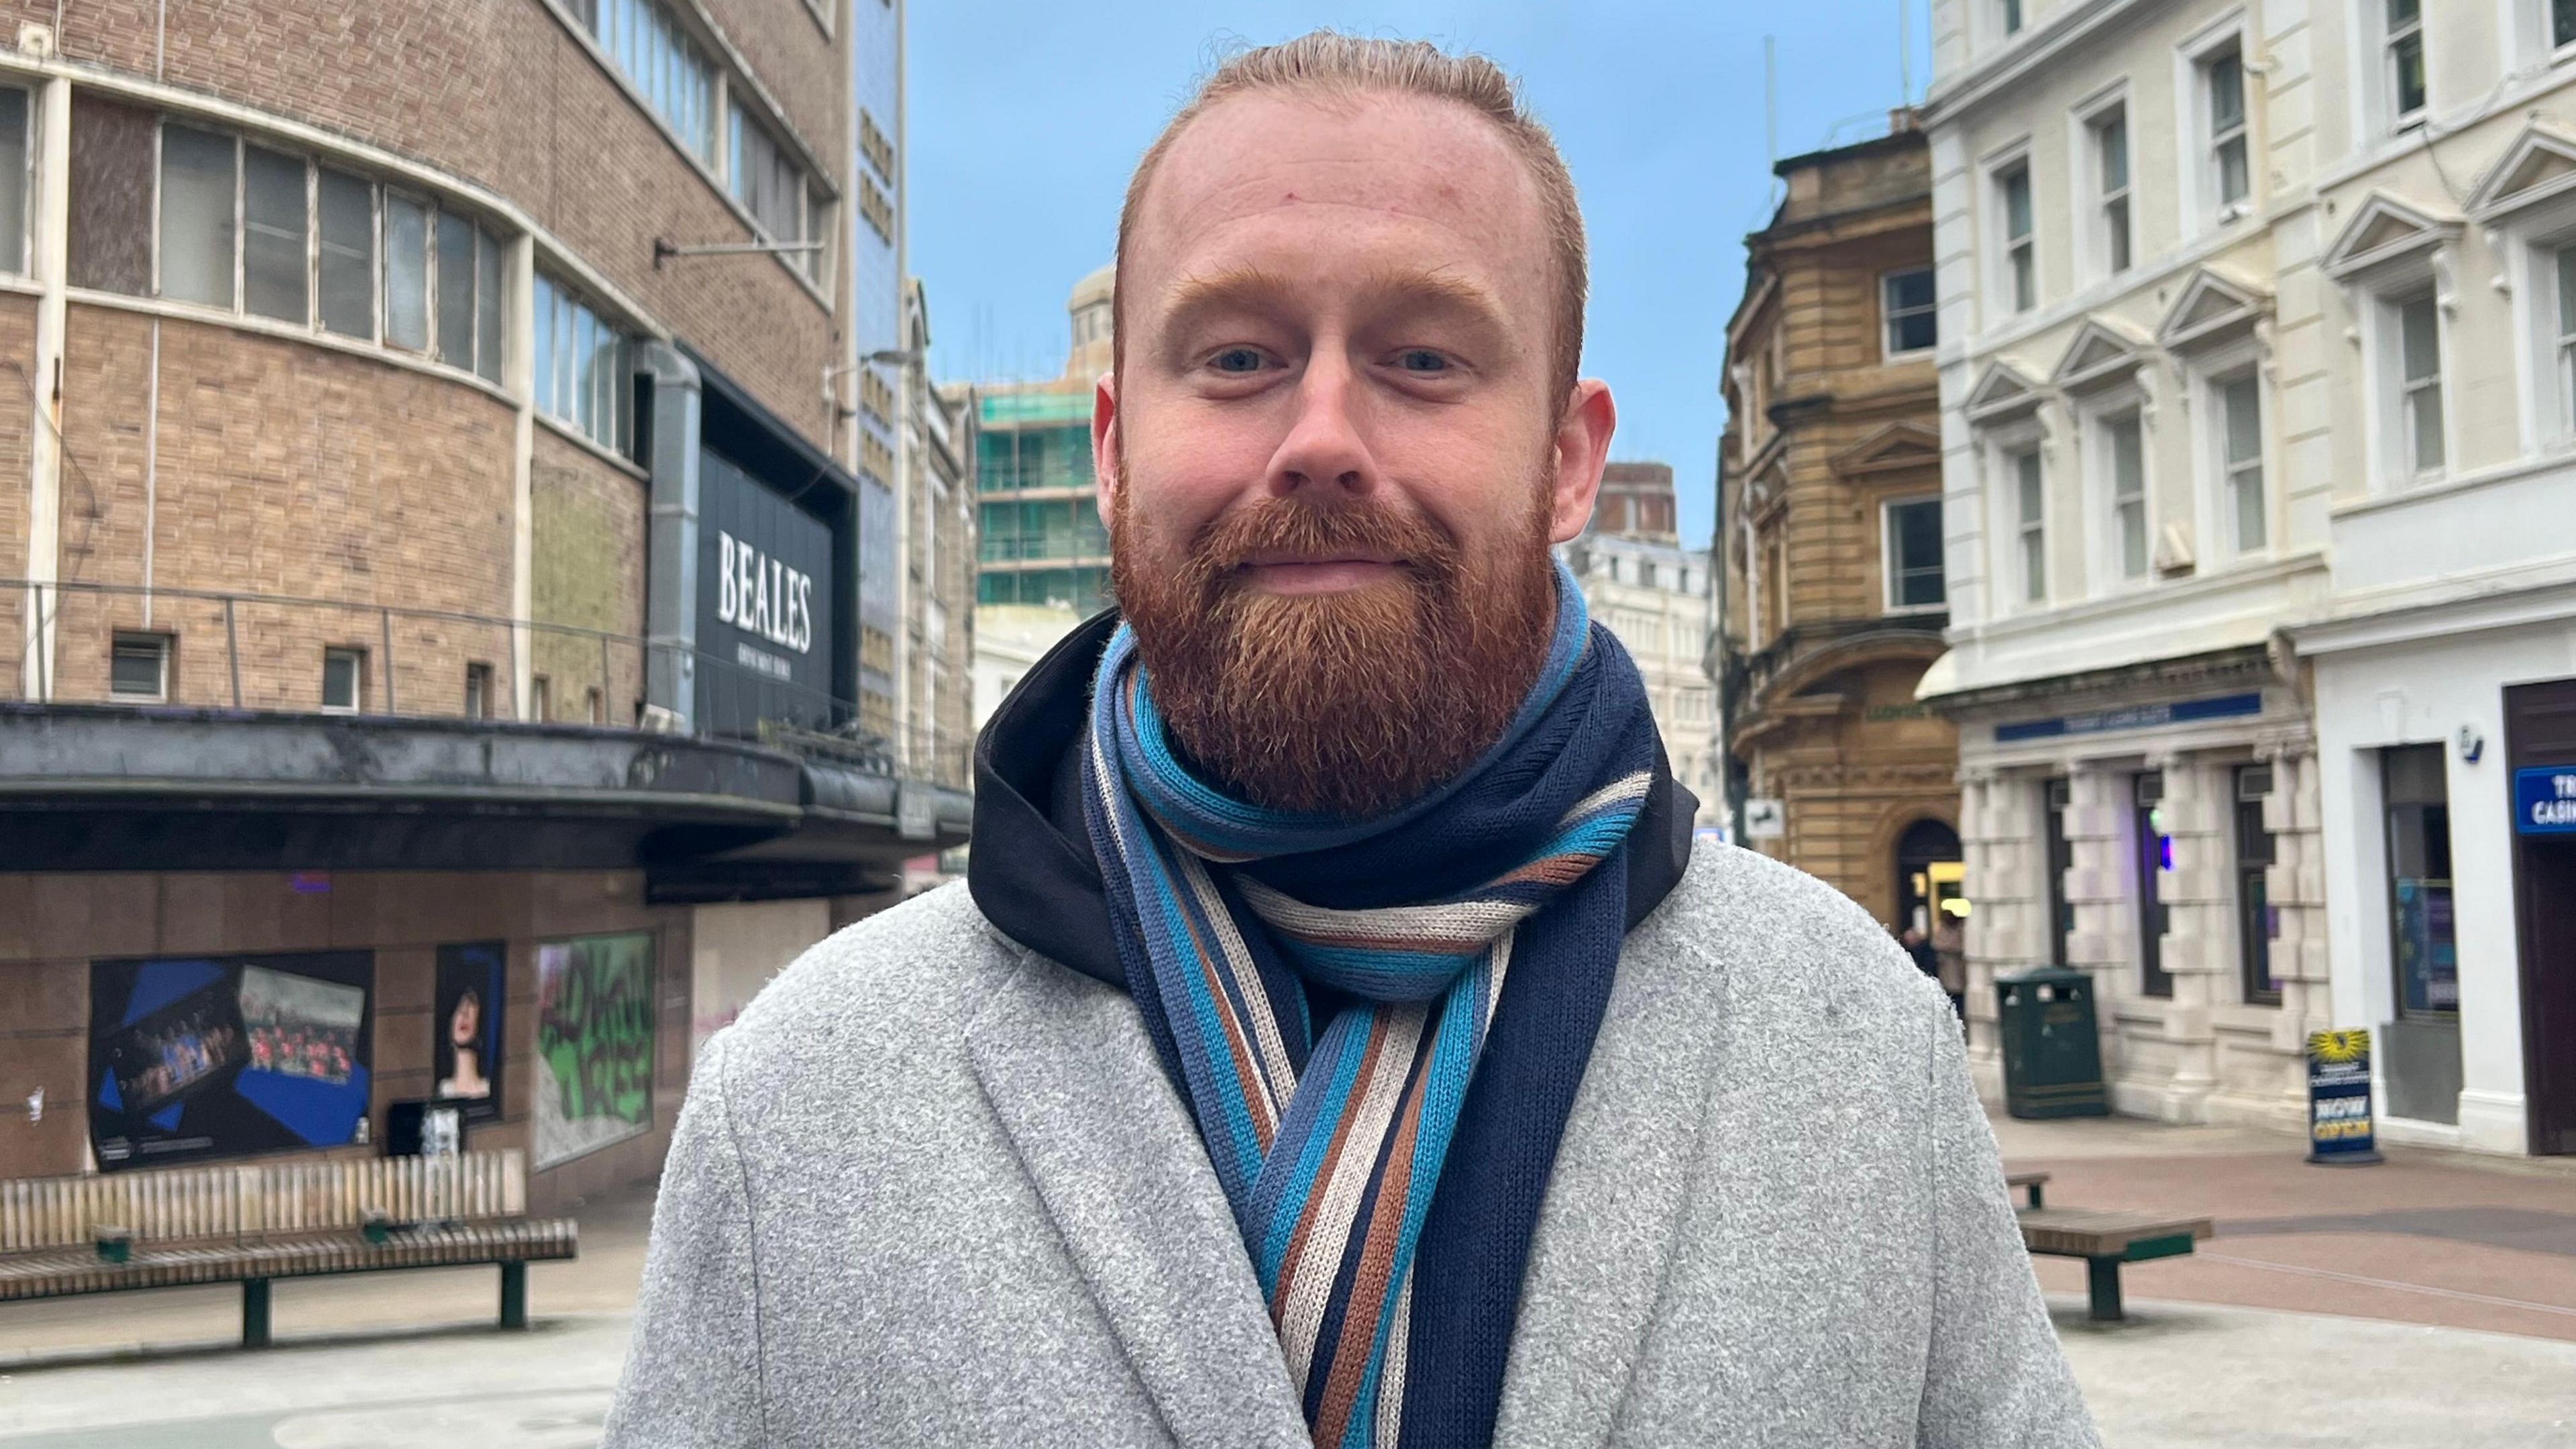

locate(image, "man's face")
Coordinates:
1100 91 1614 818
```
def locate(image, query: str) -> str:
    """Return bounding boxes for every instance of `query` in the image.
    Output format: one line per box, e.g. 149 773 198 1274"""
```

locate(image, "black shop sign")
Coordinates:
696 448 837 733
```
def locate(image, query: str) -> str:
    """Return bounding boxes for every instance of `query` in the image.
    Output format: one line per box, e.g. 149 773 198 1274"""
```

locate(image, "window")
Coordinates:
2135 771 2172 998
2219 373 2265 552
158 124 237 308
2000 164 2036 312
383 193 429 351
2385 0 2426 128
534 272 635 456
2236 764 2279 1005
2001 0 2024 35
2397 292 2444 476
584 0 717 164
464 662 494 720
2012 445 2047 603
157 131 503 376
1882 267 1937 356
729 103 820 281
586 686 606 724
242 146 308 323
317 168 374 339
2555 245 2576 438
1884 496 1945 610
2093 107 2131 276
533 674 552 722
2558 0 2576 50
2044 777 2074 967
2206 47 2250 213
322 647 364 714
0 87 31 275
111 633 170 701
2381 744 2456 1016
2107 413 2148 581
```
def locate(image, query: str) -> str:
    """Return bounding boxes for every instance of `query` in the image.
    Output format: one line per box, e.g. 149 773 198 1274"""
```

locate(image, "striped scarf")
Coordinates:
1081 568 1656 1448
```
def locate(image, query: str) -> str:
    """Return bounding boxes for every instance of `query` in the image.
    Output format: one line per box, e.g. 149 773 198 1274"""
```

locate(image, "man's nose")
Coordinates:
1265 352 1374 499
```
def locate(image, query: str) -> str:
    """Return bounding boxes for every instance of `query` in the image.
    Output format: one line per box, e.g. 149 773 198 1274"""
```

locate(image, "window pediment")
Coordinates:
2047 317 2153 394
2155 266 2271 354
2467 121 2576 227
1831 421 1943 478
1965 359 2044 426
2321 192 2461 284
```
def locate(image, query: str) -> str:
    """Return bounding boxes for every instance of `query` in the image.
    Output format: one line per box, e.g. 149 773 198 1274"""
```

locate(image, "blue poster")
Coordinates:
2515 766 2576 835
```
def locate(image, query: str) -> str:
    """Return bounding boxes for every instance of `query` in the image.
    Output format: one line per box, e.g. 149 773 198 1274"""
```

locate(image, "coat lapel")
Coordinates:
965 949 1312 1449
1491 904 1739 1446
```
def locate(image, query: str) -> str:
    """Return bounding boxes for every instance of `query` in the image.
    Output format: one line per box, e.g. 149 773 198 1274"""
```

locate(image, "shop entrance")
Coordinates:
2507 680 2576 1155
1894 818 1965 936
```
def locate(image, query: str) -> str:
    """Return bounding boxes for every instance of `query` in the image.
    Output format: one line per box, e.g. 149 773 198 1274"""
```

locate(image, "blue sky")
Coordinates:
908 3 1930 549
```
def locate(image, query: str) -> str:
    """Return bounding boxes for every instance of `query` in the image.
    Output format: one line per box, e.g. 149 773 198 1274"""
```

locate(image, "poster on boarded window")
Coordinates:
533 932 655 1170
433 941 506 1122
88 951 374 1171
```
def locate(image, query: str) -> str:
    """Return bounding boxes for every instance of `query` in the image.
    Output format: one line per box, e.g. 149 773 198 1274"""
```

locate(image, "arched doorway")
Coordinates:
1894 818 1964 936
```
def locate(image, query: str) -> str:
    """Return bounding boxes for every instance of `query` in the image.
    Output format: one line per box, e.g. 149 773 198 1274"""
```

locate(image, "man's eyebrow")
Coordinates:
1159 266 1303 325
1155 265 1511 336
1352 265 1511 334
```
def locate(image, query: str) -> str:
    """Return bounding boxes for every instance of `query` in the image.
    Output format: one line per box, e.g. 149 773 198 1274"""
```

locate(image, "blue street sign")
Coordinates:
2514 766 2576 836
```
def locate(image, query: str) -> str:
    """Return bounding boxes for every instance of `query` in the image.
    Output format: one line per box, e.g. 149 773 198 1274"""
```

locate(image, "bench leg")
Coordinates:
2026 1183 2045 1210
2084 1257 2124 1322
242 1279 272 1348
499 1260 528 1331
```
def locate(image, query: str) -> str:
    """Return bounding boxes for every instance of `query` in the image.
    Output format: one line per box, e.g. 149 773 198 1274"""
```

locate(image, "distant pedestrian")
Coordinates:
608 30 2097 1449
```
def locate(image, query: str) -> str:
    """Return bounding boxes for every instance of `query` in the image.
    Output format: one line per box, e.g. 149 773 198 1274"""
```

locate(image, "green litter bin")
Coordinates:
1996 967 2108 1119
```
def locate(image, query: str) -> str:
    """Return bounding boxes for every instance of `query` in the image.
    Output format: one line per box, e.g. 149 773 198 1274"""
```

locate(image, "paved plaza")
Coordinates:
3 1114 2573 1446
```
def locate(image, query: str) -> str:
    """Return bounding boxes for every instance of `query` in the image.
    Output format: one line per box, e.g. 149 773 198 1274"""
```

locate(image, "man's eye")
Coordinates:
1393 349 1450 373
1208 347 1266 374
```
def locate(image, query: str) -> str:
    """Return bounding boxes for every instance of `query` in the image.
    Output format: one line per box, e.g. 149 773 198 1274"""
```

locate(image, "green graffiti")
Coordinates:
537 935 654 1126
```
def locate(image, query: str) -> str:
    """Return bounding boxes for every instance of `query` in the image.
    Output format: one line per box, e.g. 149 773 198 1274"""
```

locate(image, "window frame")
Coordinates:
1880 494 1947 614
109 632 172 702
2235 763 2281 1006
2082 392 2153 593
2004 435 2049 609
2094 103 2133 280
1880 266 1937 359
321 647 366 715
2176 21 2255 233
0 84 30 278
2391 288 2447 483
1996 158 2037 315
2383 0 2427 131
2206 360 2269 559
2379 743 2458 1021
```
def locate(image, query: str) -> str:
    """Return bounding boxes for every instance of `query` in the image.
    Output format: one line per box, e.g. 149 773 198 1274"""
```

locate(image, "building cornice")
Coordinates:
1919 0 2153 129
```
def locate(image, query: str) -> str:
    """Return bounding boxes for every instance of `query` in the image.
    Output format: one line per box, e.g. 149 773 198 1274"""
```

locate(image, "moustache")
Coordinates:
1184 497 1461 595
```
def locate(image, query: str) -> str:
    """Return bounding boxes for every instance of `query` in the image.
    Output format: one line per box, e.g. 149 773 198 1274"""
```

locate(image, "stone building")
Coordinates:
1557 462 1719 823
1712 115 1963 935
0 1 967 1205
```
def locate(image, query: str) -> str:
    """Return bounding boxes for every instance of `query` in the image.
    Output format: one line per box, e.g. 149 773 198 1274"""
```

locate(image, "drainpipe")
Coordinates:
19 70 68 699
637 341 702 729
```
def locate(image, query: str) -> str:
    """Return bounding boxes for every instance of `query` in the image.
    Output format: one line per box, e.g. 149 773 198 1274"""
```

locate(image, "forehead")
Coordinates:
1129 91 1551 330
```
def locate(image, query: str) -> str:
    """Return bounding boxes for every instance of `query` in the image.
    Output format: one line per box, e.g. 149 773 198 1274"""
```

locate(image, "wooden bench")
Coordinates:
0 1148 576 1348
2013 1205 2212 1322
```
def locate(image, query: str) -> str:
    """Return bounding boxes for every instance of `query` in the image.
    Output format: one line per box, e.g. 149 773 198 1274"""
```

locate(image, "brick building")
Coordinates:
0 3 967 1208
1712 114 1963 934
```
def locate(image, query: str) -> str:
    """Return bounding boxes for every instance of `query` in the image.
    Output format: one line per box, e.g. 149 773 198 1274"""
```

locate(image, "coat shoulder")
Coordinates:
1633 841 1947 1049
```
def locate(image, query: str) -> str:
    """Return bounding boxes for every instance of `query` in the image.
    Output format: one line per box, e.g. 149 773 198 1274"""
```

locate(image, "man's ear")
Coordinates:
1546 380 1616 543
1092 372 1120 533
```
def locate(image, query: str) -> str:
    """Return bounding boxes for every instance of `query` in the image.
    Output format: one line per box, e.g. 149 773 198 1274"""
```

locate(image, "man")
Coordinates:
607 32 2096 1448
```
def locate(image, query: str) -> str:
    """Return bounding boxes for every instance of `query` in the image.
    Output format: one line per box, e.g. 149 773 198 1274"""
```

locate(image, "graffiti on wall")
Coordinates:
533 932 655 1170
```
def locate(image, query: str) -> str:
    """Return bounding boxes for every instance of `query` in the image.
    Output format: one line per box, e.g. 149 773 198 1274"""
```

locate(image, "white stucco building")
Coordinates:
1919 0 2576 1156
1558 463 1723 826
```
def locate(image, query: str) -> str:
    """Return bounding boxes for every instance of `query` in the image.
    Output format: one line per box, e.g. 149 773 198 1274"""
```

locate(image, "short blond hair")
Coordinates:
1114 30 1588 406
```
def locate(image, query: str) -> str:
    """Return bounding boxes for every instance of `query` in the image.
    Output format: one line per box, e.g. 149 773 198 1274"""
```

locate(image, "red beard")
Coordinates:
1110 480 1557 819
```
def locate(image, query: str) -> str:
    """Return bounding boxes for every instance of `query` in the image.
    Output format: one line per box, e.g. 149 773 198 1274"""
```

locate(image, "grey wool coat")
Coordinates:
604 843 2101 1448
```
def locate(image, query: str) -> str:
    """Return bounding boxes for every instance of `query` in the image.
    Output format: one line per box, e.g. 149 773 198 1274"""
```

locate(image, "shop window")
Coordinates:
0 86 29 275
2135 771 2173 998
110 633 170 702
2236 764 2279 1004
2044 777 2074 967
322 647 366 714
2381 743 2458 1016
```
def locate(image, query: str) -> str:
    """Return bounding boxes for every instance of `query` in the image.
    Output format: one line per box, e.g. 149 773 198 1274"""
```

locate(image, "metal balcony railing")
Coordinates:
3 578 976 790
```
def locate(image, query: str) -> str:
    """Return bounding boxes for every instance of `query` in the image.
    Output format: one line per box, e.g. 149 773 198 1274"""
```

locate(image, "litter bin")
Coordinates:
1995 967 2108 1119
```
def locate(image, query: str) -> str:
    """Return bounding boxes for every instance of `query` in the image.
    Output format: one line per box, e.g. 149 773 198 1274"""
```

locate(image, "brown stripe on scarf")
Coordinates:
1271 1012 1392 1326
1313 1036 1434 1445
1173 877 1279 1148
